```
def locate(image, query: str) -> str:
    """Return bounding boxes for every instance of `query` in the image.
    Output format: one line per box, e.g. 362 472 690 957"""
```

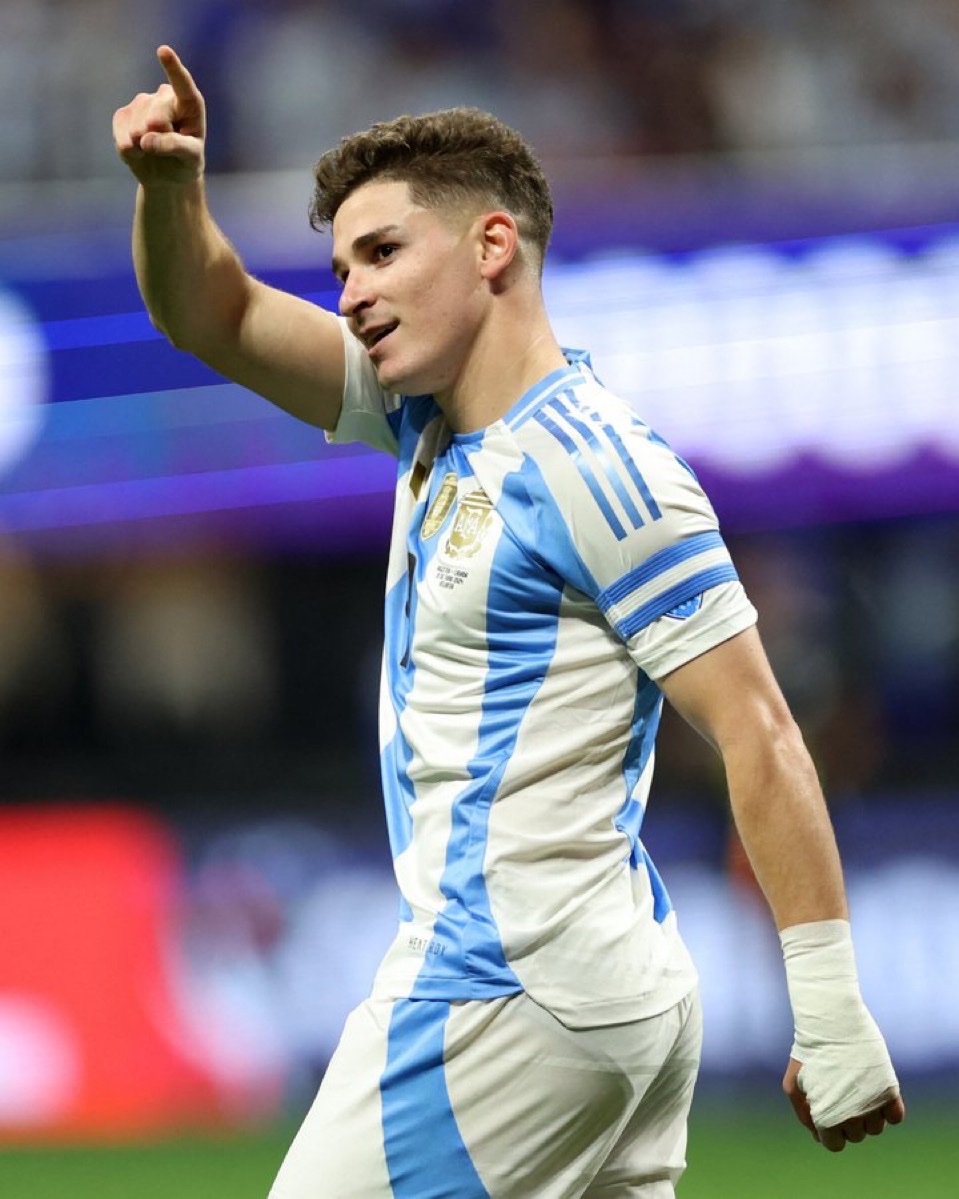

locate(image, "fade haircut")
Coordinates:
310 108 554 271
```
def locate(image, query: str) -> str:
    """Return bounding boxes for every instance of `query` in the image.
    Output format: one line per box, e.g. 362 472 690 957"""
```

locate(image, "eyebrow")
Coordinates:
331 224 402 279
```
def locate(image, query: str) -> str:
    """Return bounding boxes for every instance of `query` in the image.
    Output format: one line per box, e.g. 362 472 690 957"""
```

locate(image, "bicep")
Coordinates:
658 625 796 754
205 279 346 430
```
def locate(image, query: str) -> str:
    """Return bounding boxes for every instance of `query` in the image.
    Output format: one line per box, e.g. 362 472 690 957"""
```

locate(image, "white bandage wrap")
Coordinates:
781 919 899 1130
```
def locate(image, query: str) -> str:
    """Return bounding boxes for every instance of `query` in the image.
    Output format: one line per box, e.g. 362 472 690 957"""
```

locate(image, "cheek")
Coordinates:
401 249 484 354
411 282 474 344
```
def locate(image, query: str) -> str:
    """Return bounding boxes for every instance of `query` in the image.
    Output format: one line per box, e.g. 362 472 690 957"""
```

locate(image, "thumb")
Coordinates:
783 1057 819 1142
138 129 204 167
134 131 203 179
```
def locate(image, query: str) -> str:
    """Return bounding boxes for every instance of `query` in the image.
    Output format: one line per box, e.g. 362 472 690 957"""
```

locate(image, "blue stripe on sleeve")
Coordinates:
533 410 628 541
546 396 646 531
586 409 663 521
614 563 740 639
597 530 726 611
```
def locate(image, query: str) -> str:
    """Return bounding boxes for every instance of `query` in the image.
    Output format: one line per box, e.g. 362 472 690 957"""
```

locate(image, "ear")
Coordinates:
477 211 520 284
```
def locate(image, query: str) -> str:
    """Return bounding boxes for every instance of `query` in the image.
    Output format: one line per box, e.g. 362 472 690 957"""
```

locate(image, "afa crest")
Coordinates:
445 490 495 559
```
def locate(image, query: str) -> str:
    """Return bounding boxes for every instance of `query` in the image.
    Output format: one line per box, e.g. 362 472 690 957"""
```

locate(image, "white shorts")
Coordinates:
268 987 702 1199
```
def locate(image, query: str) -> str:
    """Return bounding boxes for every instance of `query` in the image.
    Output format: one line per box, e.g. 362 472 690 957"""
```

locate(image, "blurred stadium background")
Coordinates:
1 0 958 1194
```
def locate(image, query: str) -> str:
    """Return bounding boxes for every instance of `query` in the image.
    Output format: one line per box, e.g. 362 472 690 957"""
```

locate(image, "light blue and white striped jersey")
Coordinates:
332 321 757 1027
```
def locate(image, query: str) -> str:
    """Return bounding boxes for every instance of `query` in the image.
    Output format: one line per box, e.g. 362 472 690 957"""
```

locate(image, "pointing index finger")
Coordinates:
156 44 199 106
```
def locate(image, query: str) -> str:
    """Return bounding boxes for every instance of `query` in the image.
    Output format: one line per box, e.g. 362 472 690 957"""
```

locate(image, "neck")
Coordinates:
436 296 567 435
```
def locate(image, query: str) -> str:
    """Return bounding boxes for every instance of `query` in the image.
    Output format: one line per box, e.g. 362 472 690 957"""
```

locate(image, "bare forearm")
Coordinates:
660 629 901 1139
725 720 847 930
116 46 346 432
134 180 251 354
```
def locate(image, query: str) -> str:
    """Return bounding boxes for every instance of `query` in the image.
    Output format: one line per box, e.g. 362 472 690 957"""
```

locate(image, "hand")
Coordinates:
783 1056 906 1152
113 45 206 185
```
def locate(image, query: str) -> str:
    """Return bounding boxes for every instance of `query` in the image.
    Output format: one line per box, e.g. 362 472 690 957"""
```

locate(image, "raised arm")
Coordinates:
659 627 904 1151
113 45 345 429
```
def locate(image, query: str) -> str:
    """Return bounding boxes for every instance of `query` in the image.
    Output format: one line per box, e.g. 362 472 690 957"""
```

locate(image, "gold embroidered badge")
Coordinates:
421 472 458 539
444 490 495 559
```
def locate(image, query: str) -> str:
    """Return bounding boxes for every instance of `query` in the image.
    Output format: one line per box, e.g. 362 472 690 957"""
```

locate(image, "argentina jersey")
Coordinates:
331 320 757 1027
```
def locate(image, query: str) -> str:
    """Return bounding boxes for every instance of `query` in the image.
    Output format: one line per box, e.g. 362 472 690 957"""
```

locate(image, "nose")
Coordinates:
338 268 374 319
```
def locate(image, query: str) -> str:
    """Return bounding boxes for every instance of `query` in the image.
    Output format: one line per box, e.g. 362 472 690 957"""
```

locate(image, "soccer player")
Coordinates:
113 46 905 1198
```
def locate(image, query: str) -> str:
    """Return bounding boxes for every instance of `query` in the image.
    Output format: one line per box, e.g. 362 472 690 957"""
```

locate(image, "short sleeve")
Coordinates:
624 581 757 680
327 317 404 456
518 385 757 678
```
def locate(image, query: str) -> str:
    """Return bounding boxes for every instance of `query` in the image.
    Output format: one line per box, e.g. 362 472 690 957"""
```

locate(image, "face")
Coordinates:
331 180 489 398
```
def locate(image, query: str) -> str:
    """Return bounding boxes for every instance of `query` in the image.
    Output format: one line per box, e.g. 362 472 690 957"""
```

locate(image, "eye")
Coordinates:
373 242 398 264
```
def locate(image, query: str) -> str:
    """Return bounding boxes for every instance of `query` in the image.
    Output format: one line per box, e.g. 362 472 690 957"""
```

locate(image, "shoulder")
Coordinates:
510 371 716 558
489 371 753 652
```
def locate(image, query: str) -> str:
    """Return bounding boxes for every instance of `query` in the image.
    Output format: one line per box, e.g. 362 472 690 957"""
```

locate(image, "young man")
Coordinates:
114 46 904 1198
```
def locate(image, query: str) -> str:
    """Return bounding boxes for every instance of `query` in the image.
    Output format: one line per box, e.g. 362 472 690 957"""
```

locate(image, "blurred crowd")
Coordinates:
4 0 959 184
0 515 955 814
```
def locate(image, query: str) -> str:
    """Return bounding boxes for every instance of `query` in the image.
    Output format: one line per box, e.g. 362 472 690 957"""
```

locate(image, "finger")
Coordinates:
156 45 200 108
143 84 178 133
788 1089 817 1135
884 1094 906 1125
818 1125 846 1153
840 1119 867 1144
137 129 202 162
112 106 136 155
113 90 175 154
863 1111 885 1137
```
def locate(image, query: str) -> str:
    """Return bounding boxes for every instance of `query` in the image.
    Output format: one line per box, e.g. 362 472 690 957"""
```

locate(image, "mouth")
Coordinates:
362 322 399 353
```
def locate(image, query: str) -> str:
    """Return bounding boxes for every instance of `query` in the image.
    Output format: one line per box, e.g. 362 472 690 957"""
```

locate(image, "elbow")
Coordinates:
142 277 250 359
149 306 231 362
769 711 818 782
141 301 193 352
760 702 816 774
146 307 177 346
163 318 197 354
722 698 820 790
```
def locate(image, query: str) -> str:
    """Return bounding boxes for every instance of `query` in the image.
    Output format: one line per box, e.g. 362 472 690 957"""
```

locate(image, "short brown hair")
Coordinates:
310 108 554 268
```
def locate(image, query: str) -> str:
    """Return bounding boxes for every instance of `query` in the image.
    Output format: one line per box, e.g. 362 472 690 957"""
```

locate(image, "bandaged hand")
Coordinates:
780 919 903 1149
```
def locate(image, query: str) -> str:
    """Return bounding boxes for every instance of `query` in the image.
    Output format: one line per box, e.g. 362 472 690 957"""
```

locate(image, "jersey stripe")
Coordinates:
534 409 628 540
381 433 462 924
598 530 726 609
585 408 664 521
615 563 740 639
382 1000 490 1198
620 673 662 811
636 845 673 924
412 523 563 997
545 394 647 531
382 570 416 856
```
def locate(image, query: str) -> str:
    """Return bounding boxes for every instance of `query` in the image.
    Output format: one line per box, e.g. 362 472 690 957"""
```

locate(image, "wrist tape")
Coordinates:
780 919 898 1129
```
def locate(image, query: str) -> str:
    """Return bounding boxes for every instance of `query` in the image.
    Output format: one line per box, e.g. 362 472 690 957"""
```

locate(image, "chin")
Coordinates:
375 360 439 397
